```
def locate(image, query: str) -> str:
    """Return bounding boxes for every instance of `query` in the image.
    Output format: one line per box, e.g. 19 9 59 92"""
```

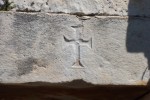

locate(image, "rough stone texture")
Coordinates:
0 12 149 85
8 0 150 16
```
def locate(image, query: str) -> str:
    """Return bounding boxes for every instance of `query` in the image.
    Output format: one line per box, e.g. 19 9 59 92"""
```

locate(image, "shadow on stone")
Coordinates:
126 0 150 80
0 79 150 100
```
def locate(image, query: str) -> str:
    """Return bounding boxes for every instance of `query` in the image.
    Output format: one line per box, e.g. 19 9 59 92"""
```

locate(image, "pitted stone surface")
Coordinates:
8 0 150 16
0 12 149 85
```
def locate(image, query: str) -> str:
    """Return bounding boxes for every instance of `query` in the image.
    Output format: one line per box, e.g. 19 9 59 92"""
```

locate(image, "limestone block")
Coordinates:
0 12 149 85
8 0 150 16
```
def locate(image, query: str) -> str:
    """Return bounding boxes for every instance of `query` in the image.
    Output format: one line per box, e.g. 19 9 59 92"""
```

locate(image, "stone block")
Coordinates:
8 0 150 16
0 12 149 85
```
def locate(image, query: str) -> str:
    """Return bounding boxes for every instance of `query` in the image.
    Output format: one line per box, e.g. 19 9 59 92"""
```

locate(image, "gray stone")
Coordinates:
0 12 149 85
9 0 150 16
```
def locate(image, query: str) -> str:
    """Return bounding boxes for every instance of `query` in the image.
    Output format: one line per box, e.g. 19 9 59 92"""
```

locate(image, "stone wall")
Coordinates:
0 0 150 85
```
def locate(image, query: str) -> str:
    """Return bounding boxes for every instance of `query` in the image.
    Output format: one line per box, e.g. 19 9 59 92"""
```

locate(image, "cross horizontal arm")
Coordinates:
63 36 75 42
79 38 92 48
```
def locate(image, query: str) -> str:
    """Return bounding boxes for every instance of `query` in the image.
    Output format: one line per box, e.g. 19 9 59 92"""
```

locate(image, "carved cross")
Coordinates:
64 34 92 68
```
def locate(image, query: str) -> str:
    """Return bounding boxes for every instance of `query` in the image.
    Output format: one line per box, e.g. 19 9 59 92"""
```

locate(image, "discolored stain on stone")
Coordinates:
16 57 47 76
14 13 39 24
10 13 40 54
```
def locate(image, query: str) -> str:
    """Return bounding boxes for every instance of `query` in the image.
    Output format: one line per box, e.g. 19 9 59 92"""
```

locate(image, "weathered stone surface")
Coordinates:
0 12 149 85
8 0 150 16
